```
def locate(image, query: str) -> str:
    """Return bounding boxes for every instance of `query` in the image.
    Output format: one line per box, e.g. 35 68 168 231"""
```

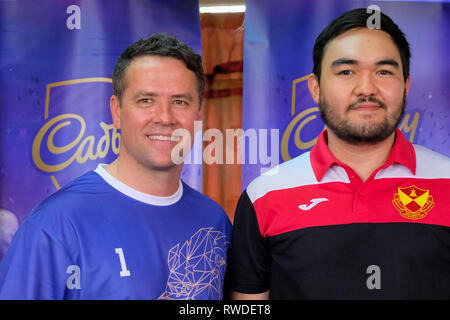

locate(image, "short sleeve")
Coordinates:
0 219 77 299
226 190 271 294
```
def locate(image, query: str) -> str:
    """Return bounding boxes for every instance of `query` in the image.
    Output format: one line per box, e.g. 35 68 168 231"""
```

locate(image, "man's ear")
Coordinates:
197 100 204 121
307 73 320 104
110 95 121 130
404 76 411 97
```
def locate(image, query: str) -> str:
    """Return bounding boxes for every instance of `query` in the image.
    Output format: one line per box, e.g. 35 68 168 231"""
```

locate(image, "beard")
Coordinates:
319 93 406 145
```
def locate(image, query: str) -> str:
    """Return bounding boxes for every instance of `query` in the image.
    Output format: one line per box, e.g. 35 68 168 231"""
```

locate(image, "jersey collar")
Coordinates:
310 129 416 182
94 164 183 206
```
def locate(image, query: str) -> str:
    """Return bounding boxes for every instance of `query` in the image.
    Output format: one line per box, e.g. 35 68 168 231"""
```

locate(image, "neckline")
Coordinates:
94 164 183 206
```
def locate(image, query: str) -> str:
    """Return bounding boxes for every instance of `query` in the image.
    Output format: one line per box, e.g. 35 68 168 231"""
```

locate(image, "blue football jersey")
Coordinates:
0 164 232 300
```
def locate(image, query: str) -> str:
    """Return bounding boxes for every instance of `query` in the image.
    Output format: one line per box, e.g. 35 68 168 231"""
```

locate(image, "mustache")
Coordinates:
347 96 387 110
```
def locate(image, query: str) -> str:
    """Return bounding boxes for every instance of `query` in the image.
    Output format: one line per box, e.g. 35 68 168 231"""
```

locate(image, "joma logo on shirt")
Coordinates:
298 198 328 211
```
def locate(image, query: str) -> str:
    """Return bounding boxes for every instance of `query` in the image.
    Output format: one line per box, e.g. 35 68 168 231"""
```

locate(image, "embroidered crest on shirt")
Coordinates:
393 185 434 220
158 227 229 300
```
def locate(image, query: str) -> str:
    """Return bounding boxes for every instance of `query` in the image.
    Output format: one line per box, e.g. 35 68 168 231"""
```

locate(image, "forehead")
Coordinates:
122 55 198 97
126 55 192 79
322 28 402 66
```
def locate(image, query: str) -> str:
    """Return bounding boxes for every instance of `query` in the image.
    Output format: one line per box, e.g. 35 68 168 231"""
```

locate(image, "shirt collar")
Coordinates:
310 129 416 181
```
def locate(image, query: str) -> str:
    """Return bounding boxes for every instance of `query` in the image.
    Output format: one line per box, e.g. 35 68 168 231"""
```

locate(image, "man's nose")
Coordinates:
154 102 176 125
354 73 378 97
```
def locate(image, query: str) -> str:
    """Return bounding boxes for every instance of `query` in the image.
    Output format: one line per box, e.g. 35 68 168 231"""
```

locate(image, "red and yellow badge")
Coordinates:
393 185 434 220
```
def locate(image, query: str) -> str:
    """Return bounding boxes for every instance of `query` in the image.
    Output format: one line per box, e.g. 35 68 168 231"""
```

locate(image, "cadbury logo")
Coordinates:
32 113 120 173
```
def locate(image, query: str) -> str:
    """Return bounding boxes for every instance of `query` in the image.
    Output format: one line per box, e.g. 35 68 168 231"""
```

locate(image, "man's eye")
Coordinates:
378 70 393 75
173 100 188 106
137 98 156 106
338 70 353 75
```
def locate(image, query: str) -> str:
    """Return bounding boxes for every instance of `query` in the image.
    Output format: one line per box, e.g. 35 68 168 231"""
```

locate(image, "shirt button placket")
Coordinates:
351 178 369 222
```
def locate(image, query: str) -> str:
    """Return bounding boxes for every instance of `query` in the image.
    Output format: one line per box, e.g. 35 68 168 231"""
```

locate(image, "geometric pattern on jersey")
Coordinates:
158 227 229 300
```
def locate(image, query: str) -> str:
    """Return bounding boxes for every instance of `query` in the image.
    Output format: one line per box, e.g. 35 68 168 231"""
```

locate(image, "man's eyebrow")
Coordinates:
133 91 157 99
172 93 194 102
131 92 195 101
331 58 359 68
376 59 399 68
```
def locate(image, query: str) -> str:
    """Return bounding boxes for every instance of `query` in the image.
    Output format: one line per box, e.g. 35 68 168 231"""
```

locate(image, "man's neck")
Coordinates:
105 155 182 197
326 130 396 182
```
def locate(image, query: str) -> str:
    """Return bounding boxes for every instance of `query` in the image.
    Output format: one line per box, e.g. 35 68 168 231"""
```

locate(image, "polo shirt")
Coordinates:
227 129 450 299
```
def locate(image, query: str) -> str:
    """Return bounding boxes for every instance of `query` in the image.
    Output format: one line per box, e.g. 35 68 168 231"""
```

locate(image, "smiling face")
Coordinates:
308 28 410 144
110 55 202 172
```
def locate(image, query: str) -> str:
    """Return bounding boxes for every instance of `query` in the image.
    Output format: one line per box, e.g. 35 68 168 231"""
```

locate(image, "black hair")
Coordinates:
112 33 205 104
312 8 410 81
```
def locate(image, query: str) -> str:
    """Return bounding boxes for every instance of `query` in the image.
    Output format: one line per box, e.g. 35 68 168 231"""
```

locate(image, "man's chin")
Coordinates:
138 156 183 172
149 162 182 172
331 124 396 145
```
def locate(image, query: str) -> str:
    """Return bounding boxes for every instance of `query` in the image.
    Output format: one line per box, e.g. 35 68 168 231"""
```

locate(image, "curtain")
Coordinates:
201 13 244 221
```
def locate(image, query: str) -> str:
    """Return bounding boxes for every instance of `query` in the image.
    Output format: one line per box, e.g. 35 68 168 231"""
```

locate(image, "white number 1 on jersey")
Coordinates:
115 248 131 277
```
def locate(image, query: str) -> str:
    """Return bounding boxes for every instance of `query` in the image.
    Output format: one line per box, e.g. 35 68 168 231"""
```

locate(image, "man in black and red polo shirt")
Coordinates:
227 8 450 299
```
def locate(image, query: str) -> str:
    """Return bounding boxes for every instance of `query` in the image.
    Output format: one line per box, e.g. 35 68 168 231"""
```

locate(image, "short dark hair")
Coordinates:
112 33 205 105
312 8 410 82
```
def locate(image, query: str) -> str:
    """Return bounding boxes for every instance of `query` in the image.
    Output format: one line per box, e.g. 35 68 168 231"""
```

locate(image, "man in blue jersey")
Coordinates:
0 33 232 300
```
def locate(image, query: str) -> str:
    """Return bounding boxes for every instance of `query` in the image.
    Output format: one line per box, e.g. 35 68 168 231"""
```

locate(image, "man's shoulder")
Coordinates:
414 144 450 165
181 181 230 220
182 181 224 209
413 144 450 179
246 151 315 203
28 170 106 223
14 172 102 256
